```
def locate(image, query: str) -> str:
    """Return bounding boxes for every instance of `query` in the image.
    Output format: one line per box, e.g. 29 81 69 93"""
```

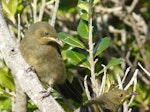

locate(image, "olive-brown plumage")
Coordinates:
19 22 81 103
80 89 136 112
20 22 65 85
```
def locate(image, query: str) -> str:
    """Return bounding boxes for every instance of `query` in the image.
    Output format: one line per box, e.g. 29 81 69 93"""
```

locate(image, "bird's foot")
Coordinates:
40 87 53 100
26 66 35 73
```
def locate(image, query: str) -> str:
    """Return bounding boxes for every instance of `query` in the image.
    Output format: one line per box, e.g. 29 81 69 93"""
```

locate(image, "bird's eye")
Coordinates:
119 94 124 97
44 32 49 36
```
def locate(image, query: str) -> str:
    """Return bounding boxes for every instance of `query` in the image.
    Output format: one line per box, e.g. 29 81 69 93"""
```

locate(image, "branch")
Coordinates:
129 15 150 71
138 62 150 77
88 0 97 95
84 75 91 100
99 65 107 95
37 0 46 21
32 0 37 22
124 69 138 90
0 2 64 112
50 0 60 27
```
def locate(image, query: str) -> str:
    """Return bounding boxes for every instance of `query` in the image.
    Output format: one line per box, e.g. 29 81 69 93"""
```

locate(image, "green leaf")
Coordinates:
93 0 99 5
98 58 122 75
66 50 90 69
0 98 11 110
8 0 18 15
77 0 98 21
77 19 89 39
94 37 110 56
77 0 89 21
77 0 89 13
107 58 122 68
58 32 85 49
0 68 15 90
78 9 89 21
2 0 17 24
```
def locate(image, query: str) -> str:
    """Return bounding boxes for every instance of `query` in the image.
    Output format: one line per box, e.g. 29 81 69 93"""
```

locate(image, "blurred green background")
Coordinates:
0 0 150 111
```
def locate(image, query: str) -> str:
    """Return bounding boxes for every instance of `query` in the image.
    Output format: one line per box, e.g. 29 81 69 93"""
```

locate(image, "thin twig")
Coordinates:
99 65 107 95
123 102 129 112
124 69 138 90
32 0 37 22
117 74 123 89
88 0 97 95
98 6 122 13
125 51 150 85
84 75 91 100
138 62 150 77
126 0 139 13
38 0 46 21
122 67 131 84
129 15 150 71
128 77 137 106
122 68 138 112
50 0 60 27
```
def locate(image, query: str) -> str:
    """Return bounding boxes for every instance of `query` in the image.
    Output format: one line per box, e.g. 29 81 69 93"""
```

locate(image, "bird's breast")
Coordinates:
36 46 66 85
20 43 66 85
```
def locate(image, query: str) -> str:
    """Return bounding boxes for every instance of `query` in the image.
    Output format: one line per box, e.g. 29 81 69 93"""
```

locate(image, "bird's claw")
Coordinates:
40 88 51 100
26 66 35 73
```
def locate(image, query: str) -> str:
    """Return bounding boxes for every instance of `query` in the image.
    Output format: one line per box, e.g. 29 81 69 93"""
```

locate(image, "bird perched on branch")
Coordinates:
19 22 82 103
80 89 137 112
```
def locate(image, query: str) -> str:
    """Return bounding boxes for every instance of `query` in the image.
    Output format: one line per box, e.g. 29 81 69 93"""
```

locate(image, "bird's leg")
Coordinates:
40 86 53 99
26 66 35 73
40 81 54 100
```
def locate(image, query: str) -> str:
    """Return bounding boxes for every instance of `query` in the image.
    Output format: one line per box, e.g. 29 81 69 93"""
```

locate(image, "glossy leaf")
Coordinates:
78 9 88 21
77 0 89 13
8 0 18 15
95 37 110 56
66 50 90 69
93 0 99 5
77 0 88 21
58 32 85 49
2 0 17 24
0 68 15 90
98 58 122 75
107 57 122 68
77 19 89 39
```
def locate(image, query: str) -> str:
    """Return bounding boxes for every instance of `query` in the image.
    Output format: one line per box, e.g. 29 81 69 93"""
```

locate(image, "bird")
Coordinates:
80 89 137 112
19 21 82 103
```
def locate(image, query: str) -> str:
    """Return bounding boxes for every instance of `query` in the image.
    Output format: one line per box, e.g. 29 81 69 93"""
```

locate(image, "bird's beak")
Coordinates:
45 36 64 47
55 37 64 47
130 91 139 96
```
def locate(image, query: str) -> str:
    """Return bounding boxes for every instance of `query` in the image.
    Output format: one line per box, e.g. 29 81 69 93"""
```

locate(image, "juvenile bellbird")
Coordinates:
19 22 81 103
80 89 137 112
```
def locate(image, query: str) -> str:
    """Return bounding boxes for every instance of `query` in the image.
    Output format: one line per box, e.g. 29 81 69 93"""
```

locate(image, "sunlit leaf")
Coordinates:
77 0 89 13
98 58 122 75
58 32 85 49
0 68 15 90
0 97 11 110
77 19 89 39
77 0 89 21
2 0 17 24
94 37 110 56
8 0 18 15
107 57 122 68
66 50 90 69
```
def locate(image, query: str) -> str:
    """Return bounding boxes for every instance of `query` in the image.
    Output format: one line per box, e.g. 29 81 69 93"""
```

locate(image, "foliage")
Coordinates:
0 0 150 112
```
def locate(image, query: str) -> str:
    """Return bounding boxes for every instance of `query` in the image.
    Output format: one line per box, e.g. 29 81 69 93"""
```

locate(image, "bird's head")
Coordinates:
103 89 137 106
96 89 138 112
25 22 64 46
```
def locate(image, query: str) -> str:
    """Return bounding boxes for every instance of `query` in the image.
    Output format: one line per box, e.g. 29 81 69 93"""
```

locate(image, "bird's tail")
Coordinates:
80 100 104 112
55 80 82 103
